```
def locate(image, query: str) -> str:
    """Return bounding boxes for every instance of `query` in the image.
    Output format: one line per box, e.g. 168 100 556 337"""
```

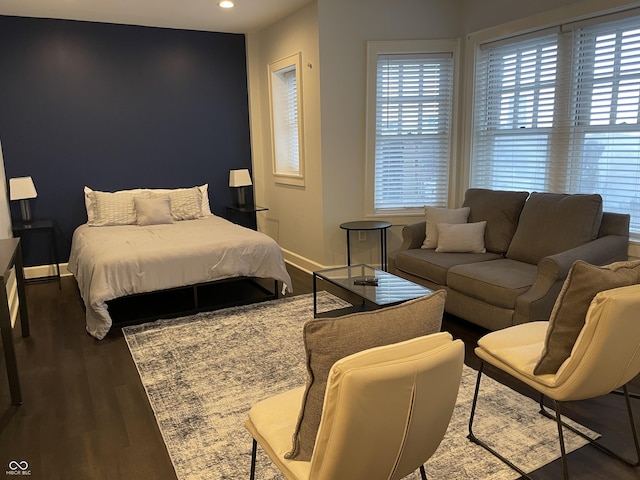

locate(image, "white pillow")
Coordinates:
422 206 470 249
134 196 174 226
88 189 150 226
168 187 203 220
147 184 212 216
84 184 212 224
84 186 146 225
435 221 487 253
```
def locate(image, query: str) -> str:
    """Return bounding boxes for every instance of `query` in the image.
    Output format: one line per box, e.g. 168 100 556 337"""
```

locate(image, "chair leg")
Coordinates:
539 384 640 468
419 464 427 480
467 361 533 479
250 438 257 480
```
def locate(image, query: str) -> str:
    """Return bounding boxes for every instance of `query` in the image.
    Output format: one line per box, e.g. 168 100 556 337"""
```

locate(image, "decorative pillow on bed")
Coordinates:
134 196 174 226
85 186 146 225
147 184 212 217
168 187 203 220
435 221 486 253
87 189 150 226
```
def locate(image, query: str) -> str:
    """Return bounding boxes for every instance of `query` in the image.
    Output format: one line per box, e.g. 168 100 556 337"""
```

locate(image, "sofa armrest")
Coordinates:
399 221 426 251
388 221 426 273
514 235 630 325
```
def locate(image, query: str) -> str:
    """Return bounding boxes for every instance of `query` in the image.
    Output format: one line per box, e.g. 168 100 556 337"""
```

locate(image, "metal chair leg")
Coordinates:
419 464 427 480
539 384 640 468
467 361 533 479
250 438 257 480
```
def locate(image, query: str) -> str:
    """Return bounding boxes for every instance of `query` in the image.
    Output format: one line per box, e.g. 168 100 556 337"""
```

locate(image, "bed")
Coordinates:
68 185 292 339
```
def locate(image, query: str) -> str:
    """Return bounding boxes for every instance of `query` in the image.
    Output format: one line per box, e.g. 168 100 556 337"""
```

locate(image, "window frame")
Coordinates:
268 52 305 187
365 39 460 218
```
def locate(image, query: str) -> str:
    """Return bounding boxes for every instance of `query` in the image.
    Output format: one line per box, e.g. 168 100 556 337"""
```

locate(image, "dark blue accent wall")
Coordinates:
0 15 254 266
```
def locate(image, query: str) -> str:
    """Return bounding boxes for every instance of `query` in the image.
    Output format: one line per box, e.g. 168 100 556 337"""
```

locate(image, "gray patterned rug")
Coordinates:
123 292 596 480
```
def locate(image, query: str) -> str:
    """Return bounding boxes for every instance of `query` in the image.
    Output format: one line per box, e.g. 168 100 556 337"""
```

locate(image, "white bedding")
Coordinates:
68 215 292 339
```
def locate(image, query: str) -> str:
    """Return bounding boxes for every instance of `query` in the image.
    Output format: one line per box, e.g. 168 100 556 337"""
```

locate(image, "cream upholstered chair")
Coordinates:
246 332 464 480
468 284 640 479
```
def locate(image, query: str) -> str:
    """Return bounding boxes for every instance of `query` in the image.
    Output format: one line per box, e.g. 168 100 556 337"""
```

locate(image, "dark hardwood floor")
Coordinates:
0 266 639 479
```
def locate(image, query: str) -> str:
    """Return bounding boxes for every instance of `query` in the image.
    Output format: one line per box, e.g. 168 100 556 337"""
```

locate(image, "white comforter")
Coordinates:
68 216 292 339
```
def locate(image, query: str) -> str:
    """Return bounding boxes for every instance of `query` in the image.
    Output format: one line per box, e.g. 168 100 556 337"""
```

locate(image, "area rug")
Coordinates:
123 292 596 480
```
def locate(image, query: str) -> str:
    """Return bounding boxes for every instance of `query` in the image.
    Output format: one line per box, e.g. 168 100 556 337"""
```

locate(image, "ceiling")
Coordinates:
0 0 313 33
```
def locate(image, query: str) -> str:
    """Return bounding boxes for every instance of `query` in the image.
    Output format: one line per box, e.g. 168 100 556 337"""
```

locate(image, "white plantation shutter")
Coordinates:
471 12 640 238
471 32 559 192
567 16 640 235
374 53 453 210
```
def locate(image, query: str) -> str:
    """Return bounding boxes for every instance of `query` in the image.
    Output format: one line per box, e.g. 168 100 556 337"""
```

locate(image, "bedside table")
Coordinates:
12 219 61 288
226 205 268 230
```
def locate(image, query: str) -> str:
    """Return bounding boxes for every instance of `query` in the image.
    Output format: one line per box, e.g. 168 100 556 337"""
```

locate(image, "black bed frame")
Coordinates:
106 277 279 328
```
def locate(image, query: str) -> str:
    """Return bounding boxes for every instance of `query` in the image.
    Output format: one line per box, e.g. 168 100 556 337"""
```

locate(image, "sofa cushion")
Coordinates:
436 221 487 253
396 249 502 285
422 206 470 249
463 188 529 254
533 259 640 375
447 259 538 310
286 291 446 460
506 193 603 265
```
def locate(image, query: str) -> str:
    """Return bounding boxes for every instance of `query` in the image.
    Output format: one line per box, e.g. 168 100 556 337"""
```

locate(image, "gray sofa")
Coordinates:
389 189 630 331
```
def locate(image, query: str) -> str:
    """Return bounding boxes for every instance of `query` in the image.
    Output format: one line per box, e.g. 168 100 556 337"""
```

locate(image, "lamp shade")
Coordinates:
9 176 37 200
229 169 252 187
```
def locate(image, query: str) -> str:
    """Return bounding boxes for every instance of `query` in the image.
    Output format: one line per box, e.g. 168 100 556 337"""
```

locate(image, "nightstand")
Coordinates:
226 205 268 230
12 219 61 288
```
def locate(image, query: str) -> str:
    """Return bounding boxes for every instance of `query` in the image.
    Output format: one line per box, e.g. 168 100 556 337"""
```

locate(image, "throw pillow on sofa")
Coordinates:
286 290 446 460
534 259 640 375
436 221 487 253
422 206 470 249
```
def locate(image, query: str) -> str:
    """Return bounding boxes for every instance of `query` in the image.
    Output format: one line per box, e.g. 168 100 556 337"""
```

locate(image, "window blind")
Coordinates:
471 33 559 192
568 16 640 234
374 53 453 211
272 66 300 176
471 13 640 237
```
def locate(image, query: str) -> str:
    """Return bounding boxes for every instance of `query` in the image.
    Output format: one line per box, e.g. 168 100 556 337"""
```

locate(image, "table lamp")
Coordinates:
9 176 37 223
229 169 252 207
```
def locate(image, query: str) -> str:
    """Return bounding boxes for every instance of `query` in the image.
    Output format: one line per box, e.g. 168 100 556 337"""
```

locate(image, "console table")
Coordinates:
0 238 30 405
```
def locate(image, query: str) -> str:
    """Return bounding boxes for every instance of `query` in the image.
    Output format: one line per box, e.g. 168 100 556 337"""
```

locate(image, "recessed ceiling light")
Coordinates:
218 0 234 8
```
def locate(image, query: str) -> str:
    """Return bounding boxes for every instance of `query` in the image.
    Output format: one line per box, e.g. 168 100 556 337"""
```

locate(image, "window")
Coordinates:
366 40 458 214
471 12 640 238
269 53 304 186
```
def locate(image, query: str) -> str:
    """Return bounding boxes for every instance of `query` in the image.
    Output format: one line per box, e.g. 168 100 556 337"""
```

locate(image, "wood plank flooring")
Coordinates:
0 267 638 479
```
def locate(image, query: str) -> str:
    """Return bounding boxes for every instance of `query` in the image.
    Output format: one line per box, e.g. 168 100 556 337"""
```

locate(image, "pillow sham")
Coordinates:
134 196 173 226
168 187 203 220
422 206 470 249
286 290 446 460
88 189 150 226
435 221 486 253
84 186 146 225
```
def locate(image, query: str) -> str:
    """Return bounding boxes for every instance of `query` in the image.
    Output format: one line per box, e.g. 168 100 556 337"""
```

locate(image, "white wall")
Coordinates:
247 3 324 273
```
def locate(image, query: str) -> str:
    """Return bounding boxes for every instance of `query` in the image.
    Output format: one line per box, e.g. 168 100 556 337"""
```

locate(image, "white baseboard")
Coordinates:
23 262 71 280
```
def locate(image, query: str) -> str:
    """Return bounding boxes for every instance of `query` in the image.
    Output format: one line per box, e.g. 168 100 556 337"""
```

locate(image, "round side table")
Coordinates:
339 220 392 271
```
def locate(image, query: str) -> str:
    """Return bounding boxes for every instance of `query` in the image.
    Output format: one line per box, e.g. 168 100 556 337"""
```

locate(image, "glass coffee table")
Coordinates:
313 264 433 318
